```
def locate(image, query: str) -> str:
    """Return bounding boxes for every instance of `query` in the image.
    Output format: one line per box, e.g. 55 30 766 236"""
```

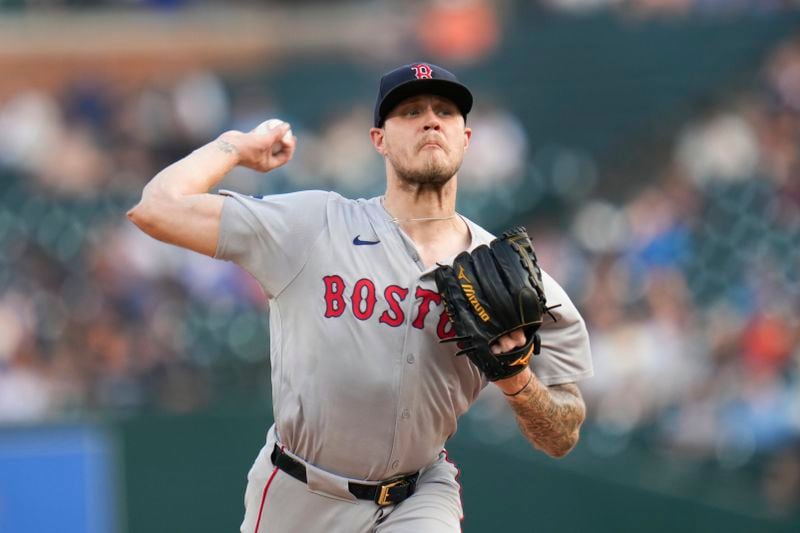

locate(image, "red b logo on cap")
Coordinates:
411 63 433 79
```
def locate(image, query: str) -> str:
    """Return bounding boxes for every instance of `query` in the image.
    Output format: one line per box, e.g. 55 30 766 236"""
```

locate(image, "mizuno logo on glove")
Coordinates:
457 266 490 322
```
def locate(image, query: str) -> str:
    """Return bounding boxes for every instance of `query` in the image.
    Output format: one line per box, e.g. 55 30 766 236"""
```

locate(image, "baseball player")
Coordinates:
127 62 593 532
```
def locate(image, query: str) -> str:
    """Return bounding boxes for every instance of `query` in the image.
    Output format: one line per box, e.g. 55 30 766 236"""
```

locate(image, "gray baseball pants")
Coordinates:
240 428 463 533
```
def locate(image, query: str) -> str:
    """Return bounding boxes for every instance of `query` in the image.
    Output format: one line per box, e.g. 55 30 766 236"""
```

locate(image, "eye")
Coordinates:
405 108 421 117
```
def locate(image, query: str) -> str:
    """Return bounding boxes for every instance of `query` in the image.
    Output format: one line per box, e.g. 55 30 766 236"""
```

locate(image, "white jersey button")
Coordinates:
401 409 410 419
391 460 400 470
406 353 415 364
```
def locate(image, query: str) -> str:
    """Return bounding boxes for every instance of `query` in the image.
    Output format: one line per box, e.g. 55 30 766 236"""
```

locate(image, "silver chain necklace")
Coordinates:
390 214 458 224
382 196 458 224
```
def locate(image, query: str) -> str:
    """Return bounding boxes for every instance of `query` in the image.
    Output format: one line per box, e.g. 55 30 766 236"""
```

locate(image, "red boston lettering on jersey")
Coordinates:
323 275 346 318
322 275 449 334
411 63 433 79
379 285 409 327
437 309 456 339
412 287 441 329
352 278 377 321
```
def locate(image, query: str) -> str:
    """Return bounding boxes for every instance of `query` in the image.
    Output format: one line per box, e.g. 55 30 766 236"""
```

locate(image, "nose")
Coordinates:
422 107 441 131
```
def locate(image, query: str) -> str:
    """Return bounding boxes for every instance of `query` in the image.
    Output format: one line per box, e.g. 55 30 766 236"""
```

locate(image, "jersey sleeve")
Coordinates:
530 270 594 386
214 189 330 298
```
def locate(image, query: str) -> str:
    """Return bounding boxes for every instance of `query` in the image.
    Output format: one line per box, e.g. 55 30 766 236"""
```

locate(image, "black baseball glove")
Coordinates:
434 227 555 381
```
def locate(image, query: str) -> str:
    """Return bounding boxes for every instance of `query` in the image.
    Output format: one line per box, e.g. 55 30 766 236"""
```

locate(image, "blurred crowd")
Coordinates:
456 33 800 514
538 35 800 513
1 1 800 517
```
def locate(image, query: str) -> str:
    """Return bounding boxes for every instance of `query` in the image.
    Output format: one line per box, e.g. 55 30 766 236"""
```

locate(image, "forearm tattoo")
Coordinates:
506 381 586 458
216 139 239 154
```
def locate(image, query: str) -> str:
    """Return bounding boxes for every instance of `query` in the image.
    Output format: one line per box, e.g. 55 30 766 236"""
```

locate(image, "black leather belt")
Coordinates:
270 444 418 506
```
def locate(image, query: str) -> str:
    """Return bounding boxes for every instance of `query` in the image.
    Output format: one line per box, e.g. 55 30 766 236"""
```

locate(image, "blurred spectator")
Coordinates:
458 104 529 191
172 70 230 143
316 105 383 192
416 0 501 62
675 111 760 187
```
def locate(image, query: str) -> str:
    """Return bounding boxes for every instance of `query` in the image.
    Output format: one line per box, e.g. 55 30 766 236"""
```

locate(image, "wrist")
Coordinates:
495 367 534 396
214 131 243 165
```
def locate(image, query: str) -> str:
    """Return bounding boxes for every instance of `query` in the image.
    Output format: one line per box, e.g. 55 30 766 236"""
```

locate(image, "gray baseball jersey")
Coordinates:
214 189 593 531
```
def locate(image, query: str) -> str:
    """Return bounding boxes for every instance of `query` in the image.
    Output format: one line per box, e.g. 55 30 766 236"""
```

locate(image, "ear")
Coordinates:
463 127 472 151
369 127 386 156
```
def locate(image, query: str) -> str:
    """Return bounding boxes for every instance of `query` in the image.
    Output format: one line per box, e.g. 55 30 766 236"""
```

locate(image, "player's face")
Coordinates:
372 95 472 187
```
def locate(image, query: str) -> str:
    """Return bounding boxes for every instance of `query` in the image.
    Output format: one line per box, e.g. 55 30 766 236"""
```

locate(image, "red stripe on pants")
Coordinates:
253 466 279 533
442 449 464 523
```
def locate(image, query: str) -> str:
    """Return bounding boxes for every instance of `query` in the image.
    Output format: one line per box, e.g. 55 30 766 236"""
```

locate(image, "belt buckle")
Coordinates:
376 479 407 506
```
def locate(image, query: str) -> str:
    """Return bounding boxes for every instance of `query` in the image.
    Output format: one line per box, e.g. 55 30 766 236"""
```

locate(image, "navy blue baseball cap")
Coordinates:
373 62 473 127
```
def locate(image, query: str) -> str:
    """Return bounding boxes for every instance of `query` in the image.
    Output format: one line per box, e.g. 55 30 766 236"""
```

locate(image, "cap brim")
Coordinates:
378 79 473 126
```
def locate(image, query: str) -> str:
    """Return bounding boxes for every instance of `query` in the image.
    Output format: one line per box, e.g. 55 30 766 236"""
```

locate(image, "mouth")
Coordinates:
419 139 445 151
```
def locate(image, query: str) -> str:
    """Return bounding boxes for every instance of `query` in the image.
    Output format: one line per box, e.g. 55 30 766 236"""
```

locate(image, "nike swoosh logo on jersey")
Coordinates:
353 235 380 246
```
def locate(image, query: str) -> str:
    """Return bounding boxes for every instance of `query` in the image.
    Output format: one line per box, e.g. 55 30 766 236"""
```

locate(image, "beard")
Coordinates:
388 151 462 187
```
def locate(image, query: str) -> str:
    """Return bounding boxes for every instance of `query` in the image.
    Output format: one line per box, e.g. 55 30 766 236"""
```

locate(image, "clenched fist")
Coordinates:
216 121 296 173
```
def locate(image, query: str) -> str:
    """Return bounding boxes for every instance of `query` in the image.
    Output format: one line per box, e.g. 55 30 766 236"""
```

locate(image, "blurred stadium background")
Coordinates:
1 0 800 532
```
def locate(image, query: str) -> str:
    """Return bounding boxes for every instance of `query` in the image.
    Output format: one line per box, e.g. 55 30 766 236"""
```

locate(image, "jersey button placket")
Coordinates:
386 277 420 477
